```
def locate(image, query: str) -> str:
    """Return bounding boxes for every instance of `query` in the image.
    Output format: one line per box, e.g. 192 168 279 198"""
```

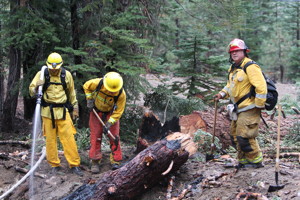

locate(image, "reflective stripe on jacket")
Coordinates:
221 57 267 112
29 69 77 119
83 78 126 124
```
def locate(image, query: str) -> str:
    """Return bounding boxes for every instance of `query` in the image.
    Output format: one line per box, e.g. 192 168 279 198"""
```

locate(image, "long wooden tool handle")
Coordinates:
275 105 281 172
92 108 116 140
210 100 218 154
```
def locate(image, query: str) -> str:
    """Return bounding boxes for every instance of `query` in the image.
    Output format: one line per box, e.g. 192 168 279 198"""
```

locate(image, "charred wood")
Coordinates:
136 111 180 153
62 133 197 200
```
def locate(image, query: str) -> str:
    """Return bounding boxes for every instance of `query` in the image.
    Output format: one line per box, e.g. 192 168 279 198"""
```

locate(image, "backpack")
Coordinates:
235 61 278 111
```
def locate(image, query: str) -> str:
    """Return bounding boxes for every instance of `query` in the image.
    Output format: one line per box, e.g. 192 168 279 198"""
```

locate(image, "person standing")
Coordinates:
83 72 126 173
29 52 83 176
214 39 267 168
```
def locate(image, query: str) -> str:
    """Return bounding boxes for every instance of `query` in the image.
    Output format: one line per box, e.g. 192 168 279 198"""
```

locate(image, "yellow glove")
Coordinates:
72 105 79 120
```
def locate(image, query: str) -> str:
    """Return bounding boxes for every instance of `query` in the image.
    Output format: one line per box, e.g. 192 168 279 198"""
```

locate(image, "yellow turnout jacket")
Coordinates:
83 78 126 124
221 57 267 113
29 68 78 119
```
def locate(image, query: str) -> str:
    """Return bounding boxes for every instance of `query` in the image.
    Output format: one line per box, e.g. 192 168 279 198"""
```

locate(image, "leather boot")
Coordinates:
91 160 100 174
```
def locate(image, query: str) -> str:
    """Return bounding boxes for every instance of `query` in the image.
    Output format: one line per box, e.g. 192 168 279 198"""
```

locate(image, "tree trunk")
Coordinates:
0 19 3 120
1 0 22 132
23 55 37 120
62 132 197 200
1 47 21 132
70 0 89 128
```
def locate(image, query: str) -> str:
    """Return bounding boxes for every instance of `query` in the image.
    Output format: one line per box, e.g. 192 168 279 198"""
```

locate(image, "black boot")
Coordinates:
51 166 62 175
71 166 84 176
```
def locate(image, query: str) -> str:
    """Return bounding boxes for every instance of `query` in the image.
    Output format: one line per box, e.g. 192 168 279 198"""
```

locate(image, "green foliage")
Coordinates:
1 0 300 139
75 128 90 151
194 129 221 154
144 85 207 121
283 121 300 147
119 104 144 145
279 95 299 115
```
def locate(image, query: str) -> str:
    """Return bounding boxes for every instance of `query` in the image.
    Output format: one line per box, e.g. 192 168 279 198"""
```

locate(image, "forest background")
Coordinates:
0 0 299 144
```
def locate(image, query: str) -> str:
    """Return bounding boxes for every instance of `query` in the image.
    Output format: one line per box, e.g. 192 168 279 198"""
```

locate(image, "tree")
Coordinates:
1 0 22 132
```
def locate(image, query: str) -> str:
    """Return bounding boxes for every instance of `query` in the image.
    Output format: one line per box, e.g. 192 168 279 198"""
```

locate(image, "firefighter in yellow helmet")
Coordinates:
83 72 126 173
29 52 83 176
214 39 267 168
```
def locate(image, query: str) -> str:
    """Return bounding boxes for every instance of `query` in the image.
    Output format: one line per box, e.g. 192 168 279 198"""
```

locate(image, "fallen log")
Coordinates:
62 132 197 200
0 140 31 148
15 166 47 179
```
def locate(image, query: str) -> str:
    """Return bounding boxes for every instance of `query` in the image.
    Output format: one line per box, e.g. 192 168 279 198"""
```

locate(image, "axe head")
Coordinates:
268 184 284 192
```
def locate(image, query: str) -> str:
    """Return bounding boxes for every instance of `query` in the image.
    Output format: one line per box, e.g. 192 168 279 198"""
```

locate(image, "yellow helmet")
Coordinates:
46 52 63 69
103 72 123 92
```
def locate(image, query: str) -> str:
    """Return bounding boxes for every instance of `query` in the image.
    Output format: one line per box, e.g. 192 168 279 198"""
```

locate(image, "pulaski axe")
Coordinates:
92 108 119 151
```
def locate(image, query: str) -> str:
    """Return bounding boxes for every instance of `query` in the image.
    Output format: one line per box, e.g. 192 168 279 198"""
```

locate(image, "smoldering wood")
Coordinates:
62 132 197 200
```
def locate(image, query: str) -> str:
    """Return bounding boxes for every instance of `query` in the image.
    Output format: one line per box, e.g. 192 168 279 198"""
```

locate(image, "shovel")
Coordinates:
92 108 119 151
206 100 218 161
268 104 285 192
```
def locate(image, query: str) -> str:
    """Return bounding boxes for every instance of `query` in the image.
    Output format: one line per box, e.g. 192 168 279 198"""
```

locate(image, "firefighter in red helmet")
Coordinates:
214 39 267 168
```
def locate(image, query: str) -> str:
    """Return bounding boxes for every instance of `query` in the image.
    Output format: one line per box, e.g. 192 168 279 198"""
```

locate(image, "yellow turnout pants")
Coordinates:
42 113 80 168
230 108 263 164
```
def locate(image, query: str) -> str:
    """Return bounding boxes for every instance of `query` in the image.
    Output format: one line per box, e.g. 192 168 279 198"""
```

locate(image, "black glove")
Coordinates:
103 122 112 135
213 93 222 101
87 99 95 112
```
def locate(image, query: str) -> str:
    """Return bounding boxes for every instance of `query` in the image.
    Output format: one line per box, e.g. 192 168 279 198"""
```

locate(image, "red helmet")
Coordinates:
227 38 250 53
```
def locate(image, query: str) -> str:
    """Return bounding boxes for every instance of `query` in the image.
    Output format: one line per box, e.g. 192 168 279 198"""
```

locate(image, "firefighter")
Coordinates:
214 39 267 168
29 52 83 176
83 72 126 173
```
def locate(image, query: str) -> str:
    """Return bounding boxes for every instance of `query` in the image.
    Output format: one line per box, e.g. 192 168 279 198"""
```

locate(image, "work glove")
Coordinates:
103 122 112 135
213 93 222 101
72 106 79 120
87 99 95 112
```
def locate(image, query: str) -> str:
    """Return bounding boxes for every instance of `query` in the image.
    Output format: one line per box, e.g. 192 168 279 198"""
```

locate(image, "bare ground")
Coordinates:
0 82 300 200
0 137 300 200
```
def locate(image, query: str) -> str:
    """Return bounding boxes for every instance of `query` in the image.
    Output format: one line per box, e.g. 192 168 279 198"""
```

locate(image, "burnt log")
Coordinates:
136 110 180 153
62 132 197 200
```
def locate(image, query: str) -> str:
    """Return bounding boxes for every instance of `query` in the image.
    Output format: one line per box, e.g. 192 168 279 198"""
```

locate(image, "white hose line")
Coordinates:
0 147 46 200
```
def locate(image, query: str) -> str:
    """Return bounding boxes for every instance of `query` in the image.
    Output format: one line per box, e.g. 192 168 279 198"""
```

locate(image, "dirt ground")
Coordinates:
0 82 300 200
0 133 300 200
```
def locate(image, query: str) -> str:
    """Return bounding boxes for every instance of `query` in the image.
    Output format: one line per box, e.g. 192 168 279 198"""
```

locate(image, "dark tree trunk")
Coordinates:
0 65 4 120
71 0 88 127
2 46 21 132
62 133 196 200
22 53 38 120
0 21 3 120
279 64 284 83
1 0 22 132
71 0 89 128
